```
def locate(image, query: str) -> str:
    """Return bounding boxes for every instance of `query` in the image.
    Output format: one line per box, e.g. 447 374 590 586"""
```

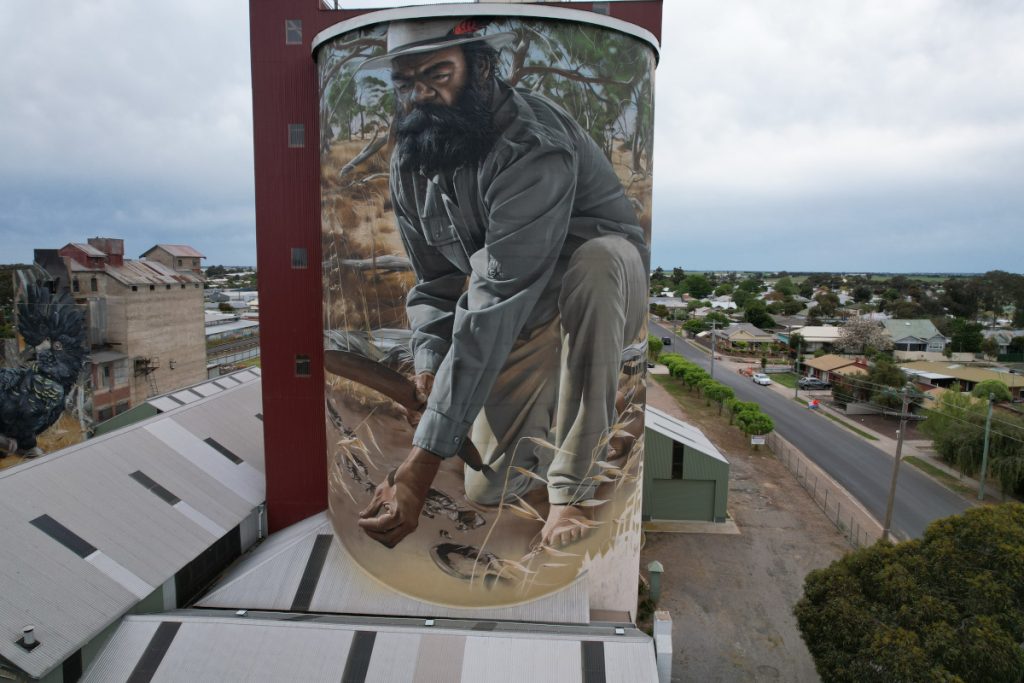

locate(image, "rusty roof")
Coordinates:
142 244 205 258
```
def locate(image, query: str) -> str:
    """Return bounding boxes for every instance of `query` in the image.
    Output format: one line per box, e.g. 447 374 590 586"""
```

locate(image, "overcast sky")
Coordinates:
1 1 1022 273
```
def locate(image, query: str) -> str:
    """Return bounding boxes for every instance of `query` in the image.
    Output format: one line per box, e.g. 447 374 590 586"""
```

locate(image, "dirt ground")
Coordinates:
643 377 851 682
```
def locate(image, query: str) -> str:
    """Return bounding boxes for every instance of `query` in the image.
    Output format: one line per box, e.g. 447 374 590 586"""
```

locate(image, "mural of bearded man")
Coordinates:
356 18 649 551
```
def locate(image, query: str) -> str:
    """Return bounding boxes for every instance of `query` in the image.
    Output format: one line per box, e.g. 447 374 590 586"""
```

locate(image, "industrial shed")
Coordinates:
643 407 730 523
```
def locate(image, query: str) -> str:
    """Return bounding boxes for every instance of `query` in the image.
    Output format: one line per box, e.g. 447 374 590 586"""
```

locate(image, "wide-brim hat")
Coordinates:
359 18 515 72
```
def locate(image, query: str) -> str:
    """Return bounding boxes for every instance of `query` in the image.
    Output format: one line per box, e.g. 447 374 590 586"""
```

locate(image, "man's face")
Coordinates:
392 46 470 111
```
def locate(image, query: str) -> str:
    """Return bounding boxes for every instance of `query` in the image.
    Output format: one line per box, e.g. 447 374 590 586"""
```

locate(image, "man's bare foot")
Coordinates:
540 504 593 548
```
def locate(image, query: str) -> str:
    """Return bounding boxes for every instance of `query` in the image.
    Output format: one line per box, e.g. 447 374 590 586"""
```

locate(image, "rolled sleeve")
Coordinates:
411 407 474 458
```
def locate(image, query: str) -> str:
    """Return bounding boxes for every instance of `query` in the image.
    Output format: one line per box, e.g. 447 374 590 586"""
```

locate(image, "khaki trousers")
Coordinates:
464 235 647 506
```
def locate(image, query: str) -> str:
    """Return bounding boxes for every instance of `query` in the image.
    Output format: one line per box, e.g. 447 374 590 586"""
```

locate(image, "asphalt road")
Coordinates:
651 321 971 539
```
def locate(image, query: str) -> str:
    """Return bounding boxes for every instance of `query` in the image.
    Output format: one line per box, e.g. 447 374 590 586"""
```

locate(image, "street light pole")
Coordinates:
882 388 911 542
977 392 995 501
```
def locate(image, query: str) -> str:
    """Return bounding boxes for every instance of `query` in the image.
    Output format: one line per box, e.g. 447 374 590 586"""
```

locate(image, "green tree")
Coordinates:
732 288 752 308
683 318 707 336
781 299 806 316
684 274 713 299
773 276 797 297
704 382 735 415
705 311 731 327
682 366 710 393
851 285 872 303
813 291 840 317
971 380 1012 402
1010 336 1024 355
949 318 984 353
743 300 775 329
795 504 1024 683
649 303 669 319
670 267 686 285
737 410 774 439
714 282 734 296
647 336 663 360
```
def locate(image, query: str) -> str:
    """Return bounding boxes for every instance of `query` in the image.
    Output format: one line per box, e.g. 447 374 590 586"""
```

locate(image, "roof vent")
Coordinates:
17 626 39 651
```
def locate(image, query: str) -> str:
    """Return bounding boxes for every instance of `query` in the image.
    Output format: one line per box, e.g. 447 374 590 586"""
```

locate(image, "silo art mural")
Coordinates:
317 13 656 607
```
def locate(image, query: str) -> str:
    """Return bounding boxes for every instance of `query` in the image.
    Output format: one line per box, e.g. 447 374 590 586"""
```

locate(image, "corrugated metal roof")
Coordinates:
143 244 206 258
900 361 1024 387
91 350 128 363
645 406 729 464
82 612 657 682
197 512 590 623
205 320 260 336
0 375 264 679
105 259 204 286
803 354 858 372
882 319 943 342
68 242 106 257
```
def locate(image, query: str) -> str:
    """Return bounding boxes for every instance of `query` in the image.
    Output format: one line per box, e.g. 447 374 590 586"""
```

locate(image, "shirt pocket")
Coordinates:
422 216 471 272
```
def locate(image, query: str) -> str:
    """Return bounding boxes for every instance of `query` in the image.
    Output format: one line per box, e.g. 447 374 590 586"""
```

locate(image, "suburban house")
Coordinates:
714 323 776 350
882 319 948 353
900 361 1024 400
982 329 1024 355
801 353 868 384
709 295 738 310
780 325 844 353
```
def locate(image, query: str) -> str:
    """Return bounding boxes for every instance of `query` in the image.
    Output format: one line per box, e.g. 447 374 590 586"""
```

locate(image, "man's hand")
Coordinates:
358 446 441 548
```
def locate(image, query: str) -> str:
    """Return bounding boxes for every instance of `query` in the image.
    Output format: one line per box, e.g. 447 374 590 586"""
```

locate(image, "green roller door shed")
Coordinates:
643 406 730 523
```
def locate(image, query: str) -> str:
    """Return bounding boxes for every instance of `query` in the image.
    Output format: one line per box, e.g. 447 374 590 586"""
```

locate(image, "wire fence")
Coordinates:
767 431 883 549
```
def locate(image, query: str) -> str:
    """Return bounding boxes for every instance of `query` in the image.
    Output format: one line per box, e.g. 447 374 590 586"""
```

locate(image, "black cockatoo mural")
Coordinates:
0 283 88 457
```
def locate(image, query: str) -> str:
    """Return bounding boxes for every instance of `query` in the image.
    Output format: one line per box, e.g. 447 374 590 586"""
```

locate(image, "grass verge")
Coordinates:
771 372 799 389
904 456 976 497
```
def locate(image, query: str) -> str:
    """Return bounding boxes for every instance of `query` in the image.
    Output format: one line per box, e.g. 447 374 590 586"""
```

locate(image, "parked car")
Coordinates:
662 336 672 346
798 376 830 390
752 373 772 386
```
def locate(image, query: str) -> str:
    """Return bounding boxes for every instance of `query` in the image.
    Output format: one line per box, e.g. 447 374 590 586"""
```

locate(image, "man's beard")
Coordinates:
395 79 497 175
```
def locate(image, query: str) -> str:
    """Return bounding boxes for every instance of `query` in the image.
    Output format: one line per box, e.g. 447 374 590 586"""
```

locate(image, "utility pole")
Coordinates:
793 337 802 399
709 320 717 379
882 388 911 542
977 392 995 501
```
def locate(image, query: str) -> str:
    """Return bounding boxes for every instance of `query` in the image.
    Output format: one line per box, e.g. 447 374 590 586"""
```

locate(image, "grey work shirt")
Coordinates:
392 82 649 459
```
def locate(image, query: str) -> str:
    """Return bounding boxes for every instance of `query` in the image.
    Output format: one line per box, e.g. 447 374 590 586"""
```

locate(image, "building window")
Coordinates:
131 285 138 292
285 19 302 45
181 284 186 289
177 258 182 267
295 354 311 377
166 284 171 290
72 278 80 292
291 247 308 269
149 285 155 291
288 124 305 148
97 407 113 422
90 277 98 292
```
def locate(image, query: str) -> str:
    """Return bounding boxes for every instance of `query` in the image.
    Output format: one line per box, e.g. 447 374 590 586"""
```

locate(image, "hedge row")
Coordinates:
658 353 774 438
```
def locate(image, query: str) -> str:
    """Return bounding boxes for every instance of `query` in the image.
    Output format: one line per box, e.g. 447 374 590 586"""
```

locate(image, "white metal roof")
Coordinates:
645 406 729 464
197 512 590 624
82 612 656 682
205 320 260 336
0 374 264 679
